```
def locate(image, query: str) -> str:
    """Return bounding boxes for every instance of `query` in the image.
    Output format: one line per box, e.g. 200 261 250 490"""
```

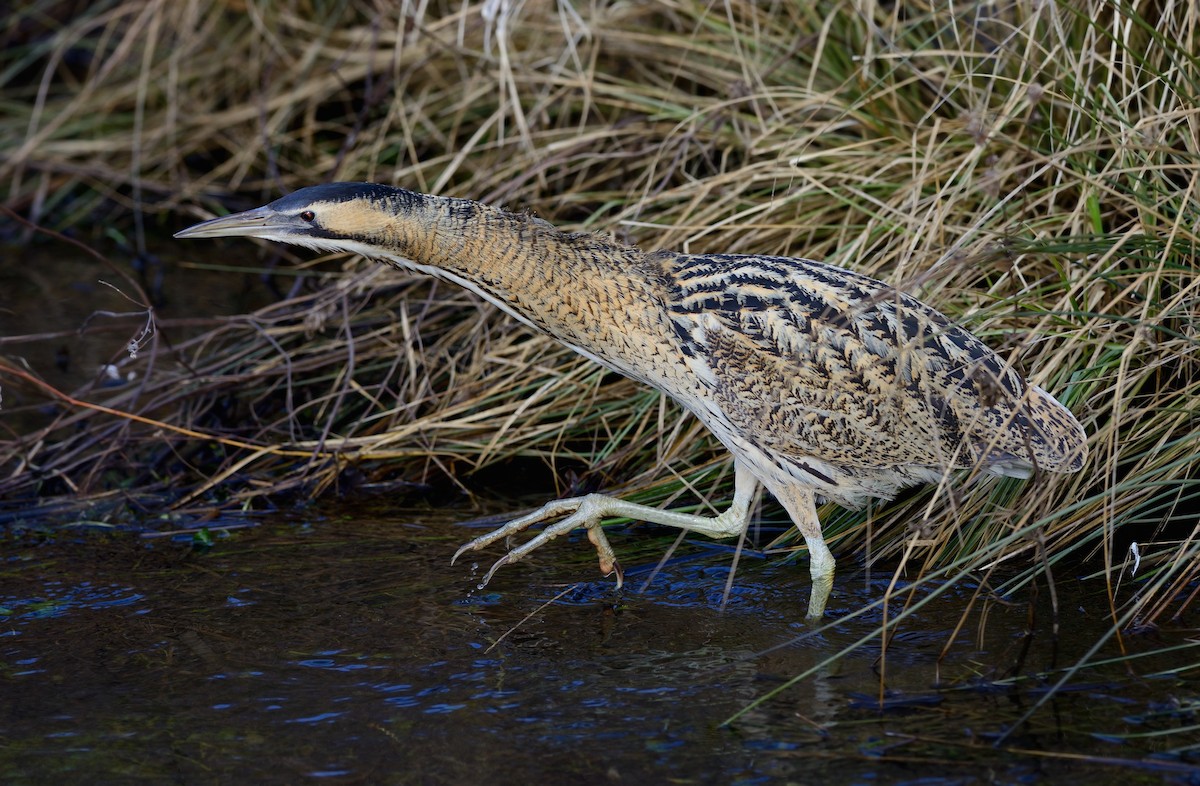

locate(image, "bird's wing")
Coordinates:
663 253 1060 474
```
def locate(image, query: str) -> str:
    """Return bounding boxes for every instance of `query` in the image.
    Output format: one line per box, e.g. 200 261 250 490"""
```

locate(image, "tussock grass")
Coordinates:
2 0 1196 657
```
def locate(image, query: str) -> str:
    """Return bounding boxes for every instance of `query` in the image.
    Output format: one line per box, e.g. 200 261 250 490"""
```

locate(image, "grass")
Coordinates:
1 0 1196 710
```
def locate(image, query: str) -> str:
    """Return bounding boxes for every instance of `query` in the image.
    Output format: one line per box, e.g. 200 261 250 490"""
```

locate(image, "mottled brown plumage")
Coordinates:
177 183 1088 618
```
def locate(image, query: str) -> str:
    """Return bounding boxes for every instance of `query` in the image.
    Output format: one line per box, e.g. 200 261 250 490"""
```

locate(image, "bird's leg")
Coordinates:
452 463 760 588
772 485 834 619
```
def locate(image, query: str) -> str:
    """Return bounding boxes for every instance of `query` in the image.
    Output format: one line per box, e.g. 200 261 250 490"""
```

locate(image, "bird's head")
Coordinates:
174 182 428 255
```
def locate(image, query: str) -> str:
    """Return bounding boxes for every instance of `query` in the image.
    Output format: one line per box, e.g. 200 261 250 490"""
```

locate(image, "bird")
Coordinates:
176 182 1088 618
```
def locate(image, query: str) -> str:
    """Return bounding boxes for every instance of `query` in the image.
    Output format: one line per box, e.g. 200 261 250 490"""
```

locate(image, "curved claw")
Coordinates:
609 558 624 590
479 553 512 588
450 541 473 566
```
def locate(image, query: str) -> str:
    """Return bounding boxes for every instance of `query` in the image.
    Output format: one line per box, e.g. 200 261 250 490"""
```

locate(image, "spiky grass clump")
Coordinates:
1 0 1196 633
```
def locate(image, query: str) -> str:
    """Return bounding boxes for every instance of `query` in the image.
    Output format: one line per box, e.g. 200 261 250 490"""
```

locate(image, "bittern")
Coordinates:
176 183 1087 618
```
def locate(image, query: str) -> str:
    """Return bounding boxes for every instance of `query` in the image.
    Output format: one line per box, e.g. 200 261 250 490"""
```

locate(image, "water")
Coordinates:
2 506 1196 784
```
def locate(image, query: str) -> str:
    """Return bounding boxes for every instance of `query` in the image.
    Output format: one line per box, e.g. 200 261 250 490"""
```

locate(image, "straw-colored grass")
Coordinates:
2 0 1196 649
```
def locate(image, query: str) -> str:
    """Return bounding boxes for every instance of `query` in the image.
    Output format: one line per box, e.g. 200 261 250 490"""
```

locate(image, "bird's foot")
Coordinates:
451 494 624 589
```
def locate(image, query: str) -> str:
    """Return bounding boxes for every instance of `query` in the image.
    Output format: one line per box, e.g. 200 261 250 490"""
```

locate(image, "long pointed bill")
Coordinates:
174 207 283 240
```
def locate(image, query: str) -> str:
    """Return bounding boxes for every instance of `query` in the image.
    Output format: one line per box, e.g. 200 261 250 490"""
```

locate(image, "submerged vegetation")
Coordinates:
1 0 1196 668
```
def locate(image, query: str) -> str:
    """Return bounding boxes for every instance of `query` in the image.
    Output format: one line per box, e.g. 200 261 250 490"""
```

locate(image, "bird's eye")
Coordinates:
299 210 316 222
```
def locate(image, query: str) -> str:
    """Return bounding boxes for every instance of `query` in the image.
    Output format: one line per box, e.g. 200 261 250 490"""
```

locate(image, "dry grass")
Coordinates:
2 0 1197 648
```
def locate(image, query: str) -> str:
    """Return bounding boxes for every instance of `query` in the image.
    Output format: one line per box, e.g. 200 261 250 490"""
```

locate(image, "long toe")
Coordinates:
585 521 619 576
450 498 586 564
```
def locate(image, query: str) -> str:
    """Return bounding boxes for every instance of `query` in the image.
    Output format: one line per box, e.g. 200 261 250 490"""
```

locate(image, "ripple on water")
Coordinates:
1 581 147 621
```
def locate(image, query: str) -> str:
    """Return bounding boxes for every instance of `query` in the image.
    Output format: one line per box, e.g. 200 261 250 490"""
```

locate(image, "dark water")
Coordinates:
2 505 1197 785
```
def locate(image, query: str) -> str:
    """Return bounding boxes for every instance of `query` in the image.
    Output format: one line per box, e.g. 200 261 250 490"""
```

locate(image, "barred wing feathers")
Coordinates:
661 253 1085 504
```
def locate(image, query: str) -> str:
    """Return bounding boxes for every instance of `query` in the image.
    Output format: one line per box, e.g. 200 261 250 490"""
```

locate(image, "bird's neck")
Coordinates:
383 193 662 351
